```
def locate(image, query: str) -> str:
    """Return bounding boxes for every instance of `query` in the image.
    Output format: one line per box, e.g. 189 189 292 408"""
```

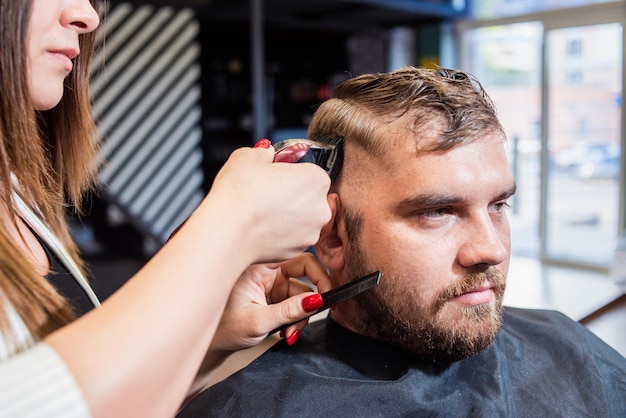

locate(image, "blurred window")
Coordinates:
461 3 624 270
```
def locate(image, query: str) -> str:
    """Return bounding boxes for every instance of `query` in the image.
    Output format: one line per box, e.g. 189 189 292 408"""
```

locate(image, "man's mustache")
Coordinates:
434 268 507 310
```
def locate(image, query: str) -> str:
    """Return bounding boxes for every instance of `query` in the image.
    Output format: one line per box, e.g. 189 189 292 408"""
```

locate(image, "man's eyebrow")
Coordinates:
498 184 517 201
396 184 517 210
397 194 460 210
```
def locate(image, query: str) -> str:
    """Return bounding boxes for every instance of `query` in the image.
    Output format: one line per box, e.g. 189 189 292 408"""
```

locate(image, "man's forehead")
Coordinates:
339 132 510 199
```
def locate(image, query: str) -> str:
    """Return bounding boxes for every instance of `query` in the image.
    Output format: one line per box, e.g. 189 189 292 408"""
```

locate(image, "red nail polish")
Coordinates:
286 329 300 346
254 138 271 149
279 329 285 338
302 294 324 312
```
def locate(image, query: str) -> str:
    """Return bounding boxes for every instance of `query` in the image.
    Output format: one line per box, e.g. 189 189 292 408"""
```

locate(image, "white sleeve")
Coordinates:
0 343 91 418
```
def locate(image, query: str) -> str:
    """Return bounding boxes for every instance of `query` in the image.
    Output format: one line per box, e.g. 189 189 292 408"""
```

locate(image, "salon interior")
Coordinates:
77 0 626 358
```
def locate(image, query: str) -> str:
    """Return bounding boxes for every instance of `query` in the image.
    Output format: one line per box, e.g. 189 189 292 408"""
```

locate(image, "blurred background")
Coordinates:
76 0 625 354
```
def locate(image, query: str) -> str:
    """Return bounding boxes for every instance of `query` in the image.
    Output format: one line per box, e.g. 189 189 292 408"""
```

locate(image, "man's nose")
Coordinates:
457 214 509 268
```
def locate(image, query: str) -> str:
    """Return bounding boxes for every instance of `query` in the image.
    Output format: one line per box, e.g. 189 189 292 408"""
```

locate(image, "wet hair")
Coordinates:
0 0 103 350
308 66 505 162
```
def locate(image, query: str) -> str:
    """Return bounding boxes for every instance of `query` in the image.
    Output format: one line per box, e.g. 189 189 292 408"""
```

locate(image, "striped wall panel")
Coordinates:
91 3 204 246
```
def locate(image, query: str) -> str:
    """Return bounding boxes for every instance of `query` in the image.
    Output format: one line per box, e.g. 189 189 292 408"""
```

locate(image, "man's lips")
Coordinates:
453 282 495 305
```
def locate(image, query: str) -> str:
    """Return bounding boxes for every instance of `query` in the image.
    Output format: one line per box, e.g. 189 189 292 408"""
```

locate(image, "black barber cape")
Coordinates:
178 307 626 417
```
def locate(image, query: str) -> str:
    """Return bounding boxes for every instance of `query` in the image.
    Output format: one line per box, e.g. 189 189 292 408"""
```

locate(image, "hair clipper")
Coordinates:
272 137 344 183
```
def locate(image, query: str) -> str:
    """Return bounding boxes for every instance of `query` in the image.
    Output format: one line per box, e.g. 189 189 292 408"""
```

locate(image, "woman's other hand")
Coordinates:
211 252 332 353
185 252 332 399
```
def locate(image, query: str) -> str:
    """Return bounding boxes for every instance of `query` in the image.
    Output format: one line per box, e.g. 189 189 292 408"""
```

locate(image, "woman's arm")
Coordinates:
44 146 331 418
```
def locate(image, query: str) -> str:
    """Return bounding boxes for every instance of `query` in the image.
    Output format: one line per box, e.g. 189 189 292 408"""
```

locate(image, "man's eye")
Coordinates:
417 208 451 219
493 201 512 213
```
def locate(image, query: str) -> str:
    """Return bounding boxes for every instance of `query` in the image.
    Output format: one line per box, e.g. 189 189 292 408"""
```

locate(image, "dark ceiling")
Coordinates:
111 0 468 33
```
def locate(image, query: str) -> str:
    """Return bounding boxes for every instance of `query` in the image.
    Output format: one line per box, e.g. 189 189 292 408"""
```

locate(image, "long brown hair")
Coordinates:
0 0 101 351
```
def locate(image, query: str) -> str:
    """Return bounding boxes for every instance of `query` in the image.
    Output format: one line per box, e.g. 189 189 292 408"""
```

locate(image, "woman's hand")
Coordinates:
211 252 332 353
206 146 332 263
186 253 332 398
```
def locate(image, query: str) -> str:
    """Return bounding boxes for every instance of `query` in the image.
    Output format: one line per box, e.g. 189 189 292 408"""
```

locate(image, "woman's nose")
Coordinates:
63 0 100 34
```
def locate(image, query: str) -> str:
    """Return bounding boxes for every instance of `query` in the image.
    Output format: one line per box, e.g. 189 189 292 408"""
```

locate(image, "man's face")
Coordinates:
320 129 515 362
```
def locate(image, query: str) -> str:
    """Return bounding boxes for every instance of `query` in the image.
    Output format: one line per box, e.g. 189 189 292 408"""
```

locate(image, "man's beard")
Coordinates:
342 239 506 364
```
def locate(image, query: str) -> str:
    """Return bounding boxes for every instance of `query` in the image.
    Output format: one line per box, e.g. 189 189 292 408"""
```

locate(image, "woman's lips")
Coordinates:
49 49 78 72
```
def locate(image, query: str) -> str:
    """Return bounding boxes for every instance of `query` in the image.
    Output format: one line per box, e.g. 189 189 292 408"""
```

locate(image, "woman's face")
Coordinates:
28 0 99 110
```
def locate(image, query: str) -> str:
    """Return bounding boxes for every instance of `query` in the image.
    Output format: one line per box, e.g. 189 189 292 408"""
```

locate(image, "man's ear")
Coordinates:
314 193 346 271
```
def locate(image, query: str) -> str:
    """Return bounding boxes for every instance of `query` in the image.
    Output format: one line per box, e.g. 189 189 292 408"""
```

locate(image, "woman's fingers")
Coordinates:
269 252 333 299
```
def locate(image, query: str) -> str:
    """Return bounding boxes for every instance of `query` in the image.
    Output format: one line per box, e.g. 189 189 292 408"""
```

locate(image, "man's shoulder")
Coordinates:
499 306 625 363
502 305 574 325
500 305 592 341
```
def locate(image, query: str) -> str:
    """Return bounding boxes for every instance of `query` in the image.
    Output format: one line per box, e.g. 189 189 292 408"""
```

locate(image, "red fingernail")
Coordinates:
302 294 324 312
286 329 300 346
279 329 285 338
254 138 271 149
